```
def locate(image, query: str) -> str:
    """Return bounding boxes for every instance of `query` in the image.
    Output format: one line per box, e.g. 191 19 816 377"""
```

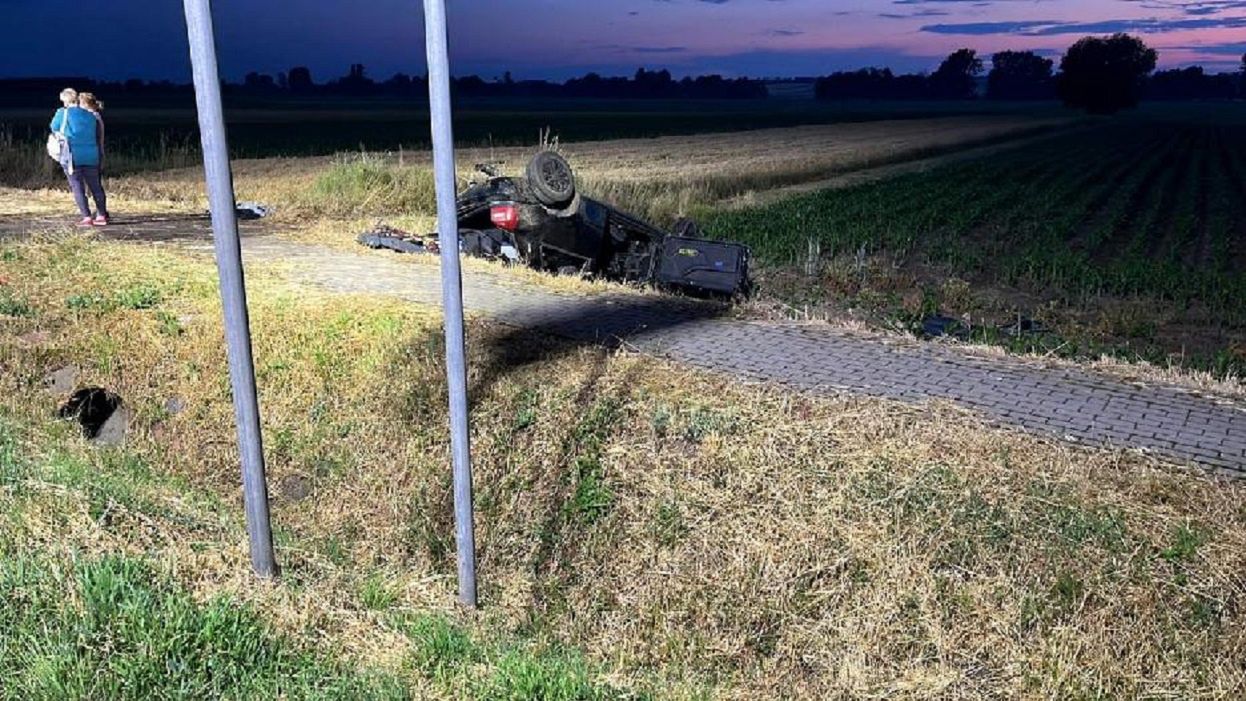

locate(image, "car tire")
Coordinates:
526 150 576 208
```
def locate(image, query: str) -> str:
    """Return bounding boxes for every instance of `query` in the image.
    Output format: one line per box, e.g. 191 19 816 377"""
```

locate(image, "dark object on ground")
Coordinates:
358 224 432 254
362 151 753 298
235 201 271 220
57 387 123 439
1000 316 1048 337
656 236 752 297
921 314 970 339
358 225 521 262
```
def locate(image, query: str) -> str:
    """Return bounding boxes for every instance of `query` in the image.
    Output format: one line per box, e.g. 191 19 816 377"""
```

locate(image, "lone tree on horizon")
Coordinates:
929 48 983 99
1058 34 1157 114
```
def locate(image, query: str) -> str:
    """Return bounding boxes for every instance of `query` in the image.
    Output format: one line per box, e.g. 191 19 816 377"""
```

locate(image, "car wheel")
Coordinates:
526 150 576 208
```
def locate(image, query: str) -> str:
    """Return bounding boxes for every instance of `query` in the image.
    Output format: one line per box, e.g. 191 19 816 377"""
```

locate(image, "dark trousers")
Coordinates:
66 165 108 218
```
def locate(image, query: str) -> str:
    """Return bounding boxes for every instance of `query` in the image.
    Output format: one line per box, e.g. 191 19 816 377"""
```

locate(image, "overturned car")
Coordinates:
360 150 752 298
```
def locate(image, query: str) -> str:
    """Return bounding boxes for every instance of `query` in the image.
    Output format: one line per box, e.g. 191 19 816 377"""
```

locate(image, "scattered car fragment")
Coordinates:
359 151 753 298
235 201 272 220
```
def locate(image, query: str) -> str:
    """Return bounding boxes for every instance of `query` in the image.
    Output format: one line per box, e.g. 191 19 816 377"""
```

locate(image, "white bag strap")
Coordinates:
58 107 70 137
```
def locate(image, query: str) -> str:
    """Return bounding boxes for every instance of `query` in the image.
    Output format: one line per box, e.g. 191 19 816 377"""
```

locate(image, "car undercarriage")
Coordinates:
359 150 753 298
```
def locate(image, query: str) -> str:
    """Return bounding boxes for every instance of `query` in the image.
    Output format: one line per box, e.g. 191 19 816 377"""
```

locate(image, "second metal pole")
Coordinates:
423 0 478 607
183 0 278 578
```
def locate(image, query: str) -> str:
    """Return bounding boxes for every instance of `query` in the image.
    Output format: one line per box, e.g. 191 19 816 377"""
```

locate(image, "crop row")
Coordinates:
709 122 1246 323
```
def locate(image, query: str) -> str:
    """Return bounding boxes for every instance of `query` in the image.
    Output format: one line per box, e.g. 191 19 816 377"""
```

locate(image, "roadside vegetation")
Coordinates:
705 108 1246 379
3 104 1242 381
2 231 1246 698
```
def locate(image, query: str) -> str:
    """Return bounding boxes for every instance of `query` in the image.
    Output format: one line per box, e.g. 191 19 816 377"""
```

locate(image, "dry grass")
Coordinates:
3 234 1246 698
740 252 1246 398
74 114 1070 226
0 185 198 219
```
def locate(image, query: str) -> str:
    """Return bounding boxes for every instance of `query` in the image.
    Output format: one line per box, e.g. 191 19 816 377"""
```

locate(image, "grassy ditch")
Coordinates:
3 233 1246 698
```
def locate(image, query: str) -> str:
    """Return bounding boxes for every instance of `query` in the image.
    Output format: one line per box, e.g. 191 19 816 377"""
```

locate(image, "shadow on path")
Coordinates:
0 213 270 243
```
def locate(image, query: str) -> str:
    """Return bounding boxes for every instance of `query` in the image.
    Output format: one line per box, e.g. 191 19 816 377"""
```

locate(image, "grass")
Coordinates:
2 233 1246 698
0 554 407 699
398 613 636 700
309 152 436 216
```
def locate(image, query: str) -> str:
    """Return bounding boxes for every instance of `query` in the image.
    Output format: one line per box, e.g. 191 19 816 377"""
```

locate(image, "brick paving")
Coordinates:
227 237 1246 475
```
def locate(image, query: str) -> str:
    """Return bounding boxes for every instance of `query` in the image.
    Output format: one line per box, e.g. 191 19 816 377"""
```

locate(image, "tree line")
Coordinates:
0 66 765 102
237 65 763 99
5 34 1243 113
0 66 765 106
816 34 1246 113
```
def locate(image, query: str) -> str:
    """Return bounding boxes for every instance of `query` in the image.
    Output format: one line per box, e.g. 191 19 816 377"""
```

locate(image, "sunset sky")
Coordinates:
1 0 1243 81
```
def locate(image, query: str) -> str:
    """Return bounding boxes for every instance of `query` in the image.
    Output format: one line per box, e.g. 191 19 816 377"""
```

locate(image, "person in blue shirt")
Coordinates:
50 88 110 226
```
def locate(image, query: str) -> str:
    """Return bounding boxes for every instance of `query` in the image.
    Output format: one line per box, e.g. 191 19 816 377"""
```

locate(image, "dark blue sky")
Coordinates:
1 0 1243 81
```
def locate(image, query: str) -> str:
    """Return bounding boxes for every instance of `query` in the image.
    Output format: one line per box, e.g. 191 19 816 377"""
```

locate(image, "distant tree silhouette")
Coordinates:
987 51 1053 100
633 67 674 97
1058 34 1157 114
929 49 983 99
1148 66 1237 100
287 66 314 93
554 68 762 99
814 67 932 99
1241 53 1246 98
243 72 276 92
383 72 414 95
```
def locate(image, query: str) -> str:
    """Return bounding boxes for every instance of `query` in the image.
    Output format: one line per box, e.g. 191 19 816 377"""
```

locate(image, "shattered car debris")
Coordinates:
358 151 753 298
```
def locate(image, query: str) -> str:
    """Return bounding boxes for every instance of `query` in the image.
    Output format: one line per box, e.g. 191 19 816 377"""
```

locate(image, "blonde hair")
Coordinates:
79 93 104 112
59 88 78 107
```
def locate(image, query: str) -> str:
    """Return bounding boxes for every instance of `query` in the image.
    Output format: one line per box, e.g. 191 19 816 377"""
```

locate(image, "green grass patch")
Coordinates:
310 154 437 216
360 573 400 611
66 283 166 314
0 554 407 700
0 290 34 318
396 613 637 700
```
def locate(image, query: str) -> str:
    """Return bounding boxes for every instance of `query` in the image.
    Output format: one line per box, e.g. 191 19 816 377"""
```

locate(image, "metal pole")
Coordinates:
182 0 278 578
423 0 478 607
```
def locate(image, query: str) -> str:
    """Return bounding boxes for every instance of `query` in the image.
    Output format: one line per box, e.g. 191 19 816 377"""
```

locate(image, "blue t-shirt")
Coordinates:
50 107 101 167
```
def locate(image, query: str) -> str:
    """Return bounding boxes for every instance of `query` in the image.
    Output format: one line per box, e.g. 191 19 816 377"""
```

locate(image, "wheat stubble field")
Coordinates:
2 103 1246 699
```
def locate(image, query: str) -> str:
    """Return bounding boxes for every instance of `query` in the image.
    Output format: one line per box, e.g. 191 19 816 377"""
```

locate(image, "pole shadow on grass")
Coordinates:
402 291 730 592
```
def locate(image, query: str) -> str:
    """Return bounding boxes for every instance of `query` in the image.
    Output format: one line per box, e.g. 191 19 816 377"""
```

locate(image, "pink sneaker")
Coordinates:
93 214 109 226
76 217 94 227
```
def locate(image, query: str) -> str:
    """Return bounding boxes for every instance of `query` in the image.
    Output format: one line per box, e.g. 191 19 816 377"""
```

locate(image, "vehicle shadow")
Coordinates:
465 291 729 403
